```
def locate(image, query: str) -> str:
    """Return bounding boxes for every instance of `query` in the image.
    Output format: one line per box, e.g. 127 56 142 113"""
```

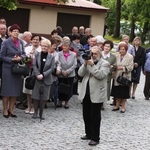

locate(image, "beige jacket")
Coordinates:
114 53 134 86
78 58 110 103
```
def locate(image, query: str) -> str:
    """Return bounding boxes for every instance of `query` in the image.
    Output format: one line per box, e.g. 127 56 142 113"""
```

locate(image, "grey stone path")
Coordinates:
0 74 150 150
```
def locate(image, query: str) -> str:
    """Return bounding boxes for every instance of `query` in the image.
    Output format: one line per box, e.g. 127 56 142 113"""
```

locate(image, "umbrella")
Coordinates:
54 79 59 110
39 82 44 122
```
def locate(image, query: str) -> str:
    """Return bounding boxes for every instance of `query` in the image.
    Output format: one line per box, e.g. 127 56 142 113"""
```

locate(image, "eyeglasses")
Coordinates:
41 45 49 48
12 30 19 33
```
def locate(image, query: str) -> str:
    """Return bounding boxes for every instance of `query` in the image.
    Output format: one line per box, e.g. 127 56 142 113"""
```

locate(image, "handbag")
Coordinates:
11 45 29 76
117 73 132 87
12 62 29 76
25 75 36 90
52 68 57 76
132 68 138 82
58 78 71 95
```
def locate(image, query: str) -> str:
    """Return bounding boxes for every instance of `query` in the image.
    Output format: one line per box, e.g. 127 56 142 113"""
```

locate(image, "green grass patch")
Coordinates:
104 35 121 43
141 44 150 49
104 35 150 49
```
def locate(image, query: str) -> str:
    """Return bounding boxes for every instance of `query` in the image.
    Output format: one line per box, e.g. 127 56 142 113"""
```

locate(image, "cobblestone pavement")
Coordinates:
0 74 150 150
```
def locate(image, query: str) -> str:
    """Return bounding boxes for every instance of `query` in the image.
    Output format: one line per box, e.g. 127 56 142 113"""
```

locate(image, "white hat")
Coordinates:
95 35 105 43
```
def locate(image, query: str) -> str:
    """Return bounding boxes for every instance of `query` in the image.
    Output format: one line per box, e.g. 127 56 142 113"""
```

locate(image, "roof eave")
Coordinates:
19 1 109 13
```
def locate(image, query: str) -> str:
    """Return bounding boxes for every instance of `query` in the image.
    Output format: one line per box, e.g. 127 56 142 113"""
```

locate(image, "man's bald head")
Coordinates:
0 24 7 36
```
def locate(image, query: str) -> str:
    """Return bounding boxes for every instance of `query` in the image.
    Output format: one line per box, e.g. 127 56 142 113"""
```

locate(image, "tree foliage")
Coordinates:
101 0 150 43
93 0 102 5
101 0 116 35
0 0 18 10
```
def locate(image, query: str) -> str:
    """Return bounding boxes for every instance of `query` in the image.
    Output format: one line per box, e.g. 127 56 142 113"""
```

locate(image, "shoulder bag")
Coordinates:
117 72 132 87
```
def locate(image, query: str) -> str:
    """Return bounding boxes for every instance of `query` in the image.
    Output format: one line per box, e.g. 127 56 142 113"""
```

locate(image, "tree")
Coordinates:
123 0 150 43
0 0 75 10
101 0 116 35
113 0 121 38
102 0 150 43
0 0 18 10
93 0 102 5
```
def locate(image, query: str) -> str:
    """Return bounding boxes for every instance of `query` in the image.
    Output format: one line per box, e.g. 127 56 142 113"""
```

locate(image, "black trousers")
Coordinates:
83 93 102 142
144 72 150 98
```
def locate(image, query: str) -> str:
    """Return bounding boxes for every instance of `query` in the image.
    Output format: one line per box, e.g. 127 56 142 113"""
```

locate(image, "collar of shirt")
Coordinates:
63 51 70 61
102 51 110 59
0 34 7 40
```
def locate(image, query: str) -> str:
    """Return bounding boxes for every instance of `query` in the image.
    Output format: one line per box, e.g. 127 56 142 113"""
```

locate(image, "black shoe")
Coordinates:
88 140 99 146
73 92 79 95
120 110 126 113
145 96 149 100
112 108 119 111
32 114 38 119
3 114 9 118
8 110 17 118
81 135 91 140
110 103 116 106
40 117 45 120
44 104 48 109
56 104 62 108
132 96 135 99
110 102 116 106
64 105 69 109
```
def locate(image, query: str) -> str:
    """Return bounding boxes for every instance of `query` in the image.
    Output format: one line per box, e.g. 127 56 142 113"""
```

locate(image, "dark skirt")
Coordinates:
58 77 74 101
131 66 142 84
1 66 22 97
111 84 130 99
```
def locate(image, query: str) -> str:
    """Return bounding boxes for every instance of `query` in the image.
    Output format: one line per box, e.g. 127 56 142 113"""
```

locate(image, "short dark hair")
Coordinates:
31 34 42 41
56 26 62 33
50 38 57 45
103 40 114 49
51 29 58 35
72 34 81 40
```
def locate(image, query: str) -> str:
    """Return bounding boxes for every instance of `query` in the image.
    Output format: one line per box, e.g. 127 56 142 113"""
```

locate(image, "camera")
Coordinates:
79 49 93 60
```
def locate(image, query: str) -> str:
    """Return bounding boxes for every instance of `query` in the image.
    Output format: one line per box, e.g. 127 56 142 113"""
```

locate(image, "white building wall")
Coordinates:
19 4 106 36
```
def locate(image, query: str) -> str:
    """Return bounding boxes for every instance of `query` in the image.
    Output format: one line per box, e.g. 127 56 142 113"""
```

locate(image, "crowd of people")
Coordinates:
0 17 150 146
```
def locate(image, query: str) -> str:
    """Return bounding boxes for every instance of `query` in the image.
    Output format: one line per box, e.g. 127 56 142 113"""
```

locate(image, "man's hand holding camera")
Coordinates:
84 58 94 67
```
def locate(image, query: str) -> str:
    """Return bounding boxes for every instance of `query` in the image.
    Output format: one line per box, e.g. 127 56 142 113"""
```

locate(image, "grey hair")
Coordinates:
61 40 71 46
122 35 129 39
41 39 51 47
90 46 102 55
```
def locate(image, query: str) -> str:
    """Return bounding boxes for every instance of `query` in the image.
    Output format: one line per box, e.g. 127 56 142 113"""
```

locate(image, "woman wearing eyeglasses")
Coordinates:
0 24 26 118
31 39 54 120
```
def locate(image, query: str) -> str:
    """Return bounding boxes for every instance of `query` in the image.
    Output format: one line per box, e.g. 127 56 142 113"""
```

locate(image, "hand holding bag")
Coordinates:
58 78 71 95
117 72 132 87
11 44 29 76
12 61 29 76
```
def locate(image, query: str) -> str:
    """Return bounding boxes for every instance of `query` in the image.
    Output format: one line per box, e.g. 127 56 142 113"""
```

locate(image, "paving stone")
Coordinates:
0 74 149 149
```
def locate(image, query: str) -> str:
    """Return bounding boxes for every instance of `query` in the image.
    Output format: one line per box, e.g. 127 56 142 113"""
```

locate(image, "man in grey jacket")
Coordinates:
78 46 110 146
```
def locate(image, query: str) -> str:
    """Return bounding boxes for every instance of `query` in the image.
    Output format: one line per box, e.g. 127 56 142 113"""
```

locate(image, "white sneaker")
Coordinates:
29 111 34 115
25 110 30 114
